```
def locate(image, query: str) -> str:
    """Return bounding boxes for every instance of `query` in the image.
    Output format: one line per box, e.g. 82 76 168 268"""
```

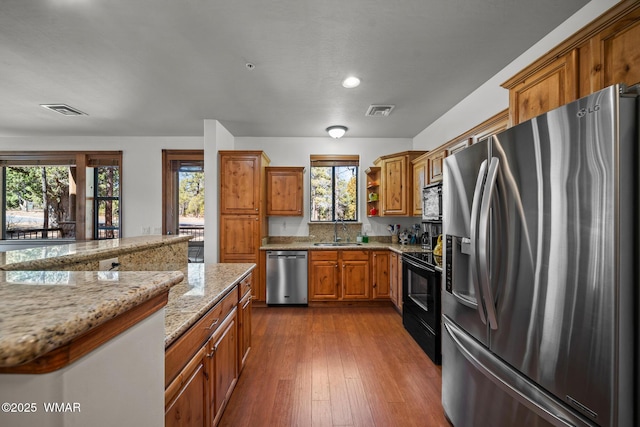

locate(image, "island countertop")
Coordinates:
0 269 184 369
164 263 255 348
0 235 192 271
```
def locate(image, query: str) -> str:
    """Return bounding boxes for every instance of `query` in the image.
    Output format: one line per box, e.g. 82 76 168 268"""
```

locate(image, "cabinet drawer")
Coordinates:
341 250 369 261
310 250 338 261
238 273 252 298
165 288 239 388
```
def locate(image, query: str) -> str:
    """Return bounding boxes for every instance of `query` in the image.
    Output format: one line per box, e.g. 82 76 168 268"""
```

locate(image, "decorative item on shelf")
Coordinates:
369 207 378 216
368 192 378 201
433 234 443 256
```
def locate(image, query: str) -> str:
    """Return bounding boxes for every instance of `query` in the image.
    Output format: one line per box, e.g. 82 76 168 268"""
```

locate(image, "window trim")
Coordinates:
309 155 359 222
0 151 122 241
161 150 204 235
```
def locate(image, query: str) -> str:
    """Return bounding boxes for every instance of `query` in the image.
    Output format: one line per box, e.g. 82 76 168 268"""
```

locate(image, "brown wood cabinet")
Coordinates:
309 251 340 301
165 286 241 427
219 216 260 260
506 51 578 125
219 151 270 301
389 251 402 312
237 281 252 373
411 158 427 217
309 250 372 301
503 1 640 125
266 167 304 216
341 251 370 300
365 166 381 217
376 151 426 217
426 148 446 184
209 312 238 426
165 345 208 427
371 250 390 299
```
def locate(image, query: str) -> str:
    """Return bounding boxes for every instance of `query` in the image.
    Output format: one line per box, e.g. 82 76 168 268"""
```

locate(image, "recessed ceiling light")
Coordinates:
40 104 87 116
342 76 361 89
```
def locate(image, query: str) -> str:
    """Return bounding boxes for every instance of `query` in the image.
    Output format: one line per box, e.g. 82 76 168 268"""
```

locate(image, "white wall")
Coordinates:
0 136 203 238
234 137 420 237
413 0 619 151
203 120 234 263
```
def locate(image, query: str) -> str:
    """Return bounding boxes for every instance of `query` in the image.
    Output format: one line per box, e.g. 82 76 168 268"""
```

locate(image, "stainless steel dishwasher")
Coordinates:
266 250 308 305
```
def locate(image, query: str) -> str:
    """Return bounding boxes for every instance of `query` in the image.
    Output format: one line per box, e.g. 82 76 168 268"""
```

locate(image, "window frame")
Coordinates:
309 154 359 222
0 151 122 241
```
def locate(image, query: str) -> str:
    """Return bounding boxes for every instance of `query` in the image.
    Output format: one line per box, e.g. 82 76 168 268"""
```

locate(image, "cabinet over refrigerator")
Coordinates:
442 84 638 427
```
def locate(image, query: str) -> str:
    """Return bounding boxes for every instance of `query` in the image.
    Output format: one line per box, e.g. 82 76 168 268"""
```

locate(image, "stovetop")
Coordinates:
402 250 442 270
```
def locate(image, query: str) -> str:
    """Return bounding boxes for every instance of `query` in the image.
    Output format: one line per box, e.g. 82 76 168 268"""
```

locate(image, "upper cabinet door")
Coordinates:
266 167 304 216
381 156 408 215
506 50 578 125
220 153 261 215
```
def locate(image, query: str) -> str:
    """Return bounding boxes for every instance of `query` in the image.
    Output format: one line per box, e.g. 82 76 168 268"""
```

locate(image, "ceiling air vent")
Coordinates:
365 104 395 117
40 104 87 116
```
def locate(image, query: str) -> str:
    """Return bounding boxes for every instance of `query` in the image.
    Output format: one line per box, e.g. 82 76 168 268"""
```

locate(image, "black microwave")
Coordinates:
422 182 442 221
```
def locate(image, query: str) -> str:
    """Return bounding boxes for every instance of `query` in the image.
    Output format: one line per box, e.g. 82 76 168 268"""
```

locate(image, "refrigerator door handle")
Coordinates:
442 316 595 427
478 157 499 330
469 159 488 325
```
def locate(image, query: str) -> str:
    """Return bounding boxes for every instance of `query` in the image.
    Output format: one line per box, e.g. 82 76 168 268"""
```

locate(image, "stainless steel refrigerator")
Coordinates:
441 83 638 427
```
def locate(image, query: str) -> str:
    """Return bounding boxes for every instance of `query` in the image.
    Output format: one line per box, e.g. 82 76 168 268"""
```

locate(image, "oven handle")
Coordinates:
402 256 435 273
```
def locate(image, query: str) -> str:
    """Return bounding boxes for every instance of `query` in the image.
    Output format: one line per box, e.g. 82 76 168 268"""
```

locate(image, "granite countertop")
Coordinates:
164 263 255 348
0 235 192 271
260 241 427 254
0 269 185 368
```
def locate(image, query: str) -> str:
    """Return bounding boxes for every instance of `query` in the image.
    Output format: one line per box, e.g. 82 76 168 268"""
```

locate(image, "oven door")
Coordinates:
402 256 439 334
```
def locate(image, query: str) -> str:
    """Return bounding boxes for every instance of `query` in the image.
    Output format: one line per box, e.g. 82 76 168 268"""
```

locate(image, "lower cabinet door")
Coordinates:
210 309 238 426
238 291 252 372
165 346 209 427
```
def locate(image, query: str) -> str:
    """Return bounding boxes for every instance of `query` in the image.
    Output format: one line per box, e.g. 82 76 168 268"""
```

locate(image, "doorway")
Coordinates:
162 150 204 262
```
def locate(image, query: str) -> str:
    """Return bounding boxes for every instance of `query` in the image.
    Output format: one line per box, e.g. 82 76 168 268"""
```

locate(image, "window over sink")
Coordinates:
309 154 359 222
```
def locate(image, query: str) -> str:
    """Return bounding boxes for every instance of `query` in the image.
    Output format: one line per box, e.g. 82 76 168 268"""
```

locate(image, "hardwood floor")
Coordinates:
219 306 451 427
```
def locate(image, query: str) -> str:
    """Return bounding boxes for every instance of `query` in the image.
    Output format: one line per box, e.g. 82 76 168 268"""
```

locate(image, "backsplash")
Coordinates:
268 223 391 244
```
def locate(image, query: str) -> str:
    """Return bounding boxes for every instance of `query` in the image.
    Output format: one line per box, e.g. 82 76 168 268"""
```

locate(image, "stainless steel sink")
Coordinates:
313 242 363 247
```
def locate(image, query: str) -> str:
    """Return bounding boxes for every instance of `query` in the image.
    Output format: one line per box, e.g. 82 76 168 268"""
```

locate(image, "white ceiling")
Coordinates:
0 0 589 139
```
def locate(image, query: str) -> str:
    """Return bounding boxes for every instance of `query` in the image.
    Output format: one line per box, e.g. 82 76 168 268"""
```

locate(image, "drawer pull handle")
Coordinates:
206 319 220 330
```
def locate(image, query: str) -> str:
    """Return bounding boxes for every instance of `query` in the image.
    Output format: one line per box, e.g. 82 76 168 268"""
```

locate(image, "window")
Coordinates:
94 166 120 239
0 151 122 241
310 155 359 221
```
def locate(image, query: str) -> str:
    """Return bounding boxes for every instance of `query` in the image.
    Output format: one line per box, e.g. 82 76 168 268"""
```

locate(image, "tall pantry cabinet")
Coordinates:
219 151 270 300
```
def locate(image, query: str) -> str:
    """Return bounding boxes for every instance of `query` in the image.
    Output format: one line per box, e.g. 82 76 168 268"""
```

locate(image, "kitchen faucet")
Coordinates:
334 217 349 242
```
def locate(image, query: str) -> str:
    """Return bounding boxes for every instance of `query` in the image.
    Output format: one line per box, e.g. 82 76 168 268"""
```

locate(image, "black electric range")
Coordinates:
401 249 443 365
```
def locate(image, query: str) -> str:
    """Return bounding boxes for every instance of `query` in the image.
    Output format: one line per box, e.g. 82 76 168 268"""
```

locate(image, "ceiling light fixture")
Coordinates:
326 125 348 139
342 76 361 89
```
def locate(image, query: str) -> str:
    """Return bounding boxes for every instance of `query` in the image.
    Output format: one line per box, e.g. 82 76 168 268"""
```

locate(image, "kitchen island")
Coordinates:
0 234 256 426
0 234 191 272
0 269 185 427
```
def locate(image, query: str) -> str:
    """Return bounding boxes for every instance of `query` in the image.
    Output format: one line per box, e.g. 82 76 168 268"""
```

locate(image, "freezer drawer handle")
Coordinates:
443 316 596 427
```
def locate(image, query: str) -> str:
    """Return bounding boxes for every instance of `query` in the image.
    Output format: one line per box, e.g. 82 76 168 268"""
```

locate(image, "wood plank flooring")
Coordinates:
219 306 451 427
